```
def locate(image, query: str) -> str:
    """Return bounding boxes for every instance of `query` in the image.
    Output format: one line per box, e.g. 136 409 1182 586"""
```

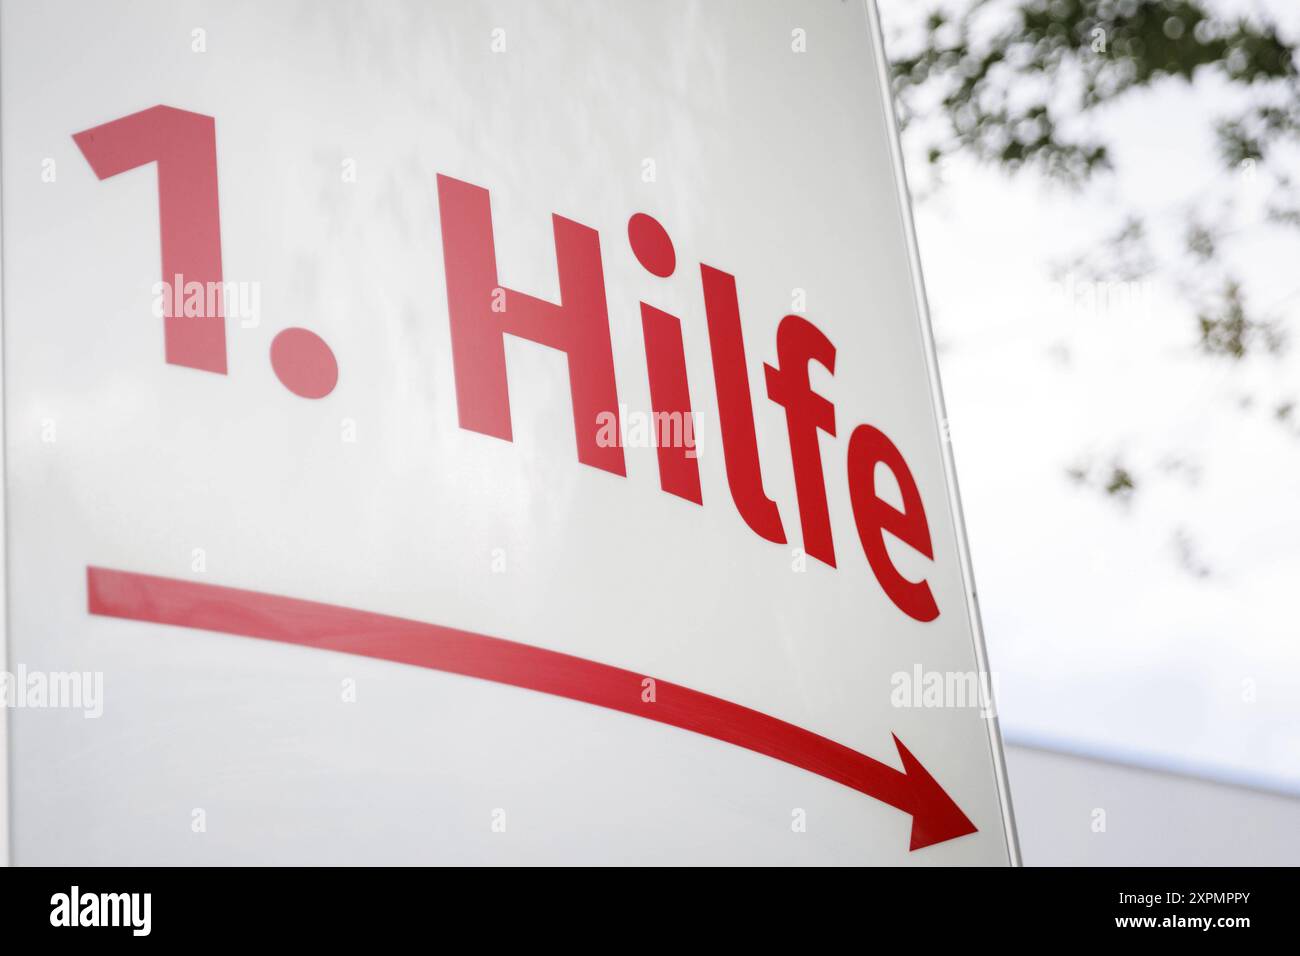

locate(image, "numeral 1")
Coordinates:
74 105 227 373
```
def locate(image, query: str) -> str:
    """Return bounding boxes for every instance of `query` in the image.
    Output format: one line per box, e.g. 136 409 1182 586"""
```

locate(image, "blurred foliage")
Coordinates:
1067 457 1138 503
890 0 1299 362
1196 279 1285 358
891 0 1299 183
888 1 1300 568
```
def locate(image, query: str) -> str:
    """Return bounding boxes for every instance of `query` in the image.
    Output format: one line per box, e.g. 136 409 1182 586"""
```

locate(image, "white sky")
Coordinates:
878 0 1300 792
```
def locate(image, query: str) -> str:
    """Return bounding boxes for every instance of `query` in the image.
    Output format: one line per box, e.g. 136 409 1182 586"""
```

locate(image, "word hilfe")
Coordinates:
74 105 939 623
438 177 940 622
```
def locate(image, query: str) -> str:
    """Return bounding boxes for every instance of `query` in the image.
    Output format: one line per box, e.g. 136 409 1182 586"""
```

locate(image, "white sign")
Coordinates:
1 0 1017 864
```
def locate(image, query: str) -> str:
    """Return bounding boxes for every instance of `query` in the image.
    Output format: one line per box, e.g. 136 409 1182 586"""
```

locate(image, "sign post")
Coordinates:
1 0 1018 865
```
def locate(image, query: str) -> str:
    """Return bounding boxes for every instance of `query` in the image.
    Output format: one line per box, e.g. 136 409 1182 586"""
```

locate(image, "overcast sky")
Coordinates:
878 0 1300 793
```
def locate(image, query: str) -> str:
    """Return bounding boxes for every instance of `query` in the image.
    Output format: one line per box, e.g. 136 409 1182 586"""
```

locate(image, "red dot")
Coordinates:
628 213 675 277
270 328 338 399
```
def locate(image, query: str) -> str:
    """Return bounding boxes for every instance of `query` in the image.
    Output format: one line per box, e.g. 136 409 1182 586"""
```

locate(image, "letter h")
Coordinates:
436 174 624 475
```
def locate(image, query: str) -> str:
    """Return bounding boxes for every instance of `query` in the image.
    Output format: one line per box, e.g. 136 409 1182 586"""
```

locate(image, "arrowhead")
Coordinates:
892 734 978 851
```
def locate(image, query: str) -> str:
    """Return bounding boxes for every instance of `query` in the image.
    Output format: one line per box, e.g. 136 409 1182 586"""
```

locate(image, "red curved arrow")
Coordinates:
86 565 976 850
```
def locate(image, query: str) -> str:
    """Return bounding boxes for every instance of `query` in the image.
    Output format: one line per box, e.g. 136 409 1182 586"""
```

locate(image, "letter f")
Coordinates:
765 315 837 566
